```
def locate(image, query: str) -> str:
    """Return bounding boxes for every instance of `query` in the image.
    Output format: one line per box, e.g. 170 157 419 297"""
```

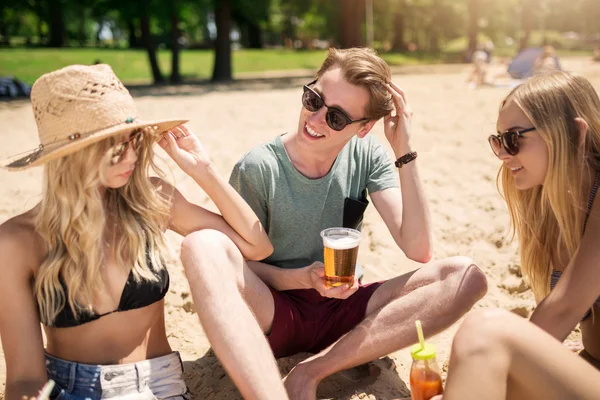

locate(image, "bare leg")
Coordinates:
284 257 488 400
443 308 600 400
180 230 287 400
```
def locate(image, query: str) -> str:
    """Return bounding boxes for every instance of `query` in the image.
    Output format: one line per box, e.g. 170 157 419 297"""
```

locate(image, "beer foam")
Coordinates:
323 234 360 250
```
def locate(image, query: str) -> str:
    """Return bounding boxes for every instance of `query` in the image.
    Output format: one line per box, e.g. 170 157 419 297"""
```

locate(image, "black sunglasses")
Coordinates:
488 127 536 156
302 80 369 131
111 129 145 165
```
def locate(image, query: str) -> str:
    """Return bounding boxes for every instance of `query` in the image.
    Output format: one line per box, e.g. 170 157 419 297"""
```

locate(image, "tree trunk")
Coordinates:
95 19 103 46
429 0 441 54
246 21 262 49
236 13 263 49
48 0 65 47
429 33 440 54
170 4 181 83
78 3 86 46
0 5 9 46
519 0 533 51
140 10 164 84
127 20 141 48
212 0 232 82
37 16 44 44
392 3 406 51
339 0 364 48
466 0 479 62
31 0 46 45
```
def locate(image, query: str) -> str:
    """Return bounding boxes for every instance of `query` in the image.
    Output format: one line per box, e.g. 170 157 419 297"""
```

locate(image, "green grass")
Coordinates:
0 48 334 84
0 47 449 85
2 43 592 85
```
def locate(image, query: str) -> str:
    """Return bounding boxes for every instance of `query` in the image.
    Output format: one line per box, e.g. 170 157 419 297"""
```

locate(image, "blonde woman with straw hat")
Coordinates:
0 64 288 400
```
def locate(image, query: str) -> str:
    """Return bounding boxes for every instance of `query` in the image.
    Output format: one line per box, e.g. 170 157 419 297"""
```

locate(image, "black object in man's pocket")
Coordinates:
343 190 369 230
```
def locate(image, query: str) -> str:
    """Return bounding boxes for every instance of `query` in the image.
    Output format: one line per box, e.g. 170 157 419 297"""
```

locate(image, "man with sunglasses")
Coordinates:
228 47 488 398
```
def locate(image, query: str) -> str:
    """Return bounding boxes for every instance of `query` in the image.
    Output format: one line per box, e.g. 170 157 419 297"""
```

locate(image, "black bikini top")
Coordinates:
45 252 169 328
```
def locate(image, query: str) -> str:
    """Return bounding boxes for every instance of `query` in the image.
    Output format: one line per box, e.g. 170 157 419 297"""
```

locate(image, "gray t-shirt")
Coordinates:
229 134 398 274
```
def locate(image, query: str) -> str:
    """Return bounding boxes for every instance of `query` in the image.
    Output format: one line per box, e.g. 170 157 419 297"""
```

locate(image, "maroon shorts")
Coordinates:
267 282 384 358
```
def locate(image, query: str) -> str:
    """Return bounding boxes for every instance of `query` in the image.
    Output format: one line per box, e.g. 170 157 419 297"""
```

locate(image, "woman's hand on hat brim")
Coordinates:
158 125 212 174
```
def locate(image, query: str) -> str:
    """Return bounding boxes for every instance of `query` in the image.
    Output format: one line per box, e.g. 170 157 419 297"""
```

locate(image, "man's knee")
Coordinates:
180 229 242 272
443 256 488 301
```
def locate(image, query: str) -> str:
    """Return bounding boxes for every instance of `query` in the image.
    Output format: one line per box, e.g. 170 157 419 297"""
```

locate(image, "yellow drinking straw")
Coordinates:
411 319 437 361
415 319 425 350
37 379 55 400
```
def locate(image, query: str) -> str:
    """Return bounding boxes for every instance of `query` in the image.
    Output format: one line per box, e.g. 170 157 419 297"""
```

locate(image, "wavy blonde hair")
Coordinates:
498 71 600 301
34 128 172 325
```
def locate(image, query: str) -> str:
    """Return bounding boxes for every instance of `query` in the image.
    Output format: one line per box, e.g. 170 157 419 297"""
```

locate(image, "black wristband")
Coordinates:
394 151 417 168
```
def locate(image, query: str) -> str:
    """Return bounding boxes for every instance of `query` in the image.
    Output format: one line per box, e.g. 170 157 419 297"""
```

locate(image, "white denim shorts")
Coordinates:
45 351 189 399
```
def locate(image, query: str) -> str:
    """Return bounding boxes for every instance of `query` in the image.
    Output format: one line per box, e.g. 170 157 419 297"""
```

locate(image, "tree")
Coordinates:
392 1 407 51
518 0 534 50
339 0 364 48
76 0 89 46
140 5 164 83
126 19 141 48
235 11 263 49
47 0 65 47
212 0 233 81
171 0 181 83
467 0 480 61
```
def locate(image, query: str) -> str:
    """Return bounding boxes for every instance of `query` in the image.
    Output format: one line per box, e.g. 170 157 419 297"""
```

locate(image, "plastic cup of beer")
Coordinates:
320 227 361 288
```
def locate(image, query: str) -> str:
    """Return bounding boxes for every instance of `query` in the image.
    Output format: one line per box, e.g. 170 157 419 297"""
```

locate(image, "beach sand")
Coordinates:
1 58 598 399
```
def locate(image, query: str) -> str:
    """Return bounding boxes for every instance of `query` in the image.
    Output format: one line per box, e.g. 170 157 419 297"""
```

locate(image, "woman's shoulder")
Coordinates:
0 209 44 275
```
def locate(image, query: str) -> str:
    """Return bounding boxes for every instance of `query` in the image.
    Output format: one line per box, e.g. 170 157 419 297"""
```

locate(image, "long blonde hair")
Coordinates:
34 128 172 325
498 71 600 301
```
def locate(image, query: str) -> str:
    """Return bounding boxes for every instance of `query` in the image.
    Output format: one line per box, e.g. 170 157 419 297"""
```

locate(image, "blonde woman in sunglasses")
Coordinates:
0 65 288 400
432 71 600 399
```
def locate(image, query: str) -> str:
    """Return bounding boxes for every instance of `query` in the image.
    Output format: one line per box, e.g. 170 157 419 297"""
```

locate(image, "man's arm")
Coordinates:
368 82 432 262
370 155 432 263
246 261 312 290
247 260 358 299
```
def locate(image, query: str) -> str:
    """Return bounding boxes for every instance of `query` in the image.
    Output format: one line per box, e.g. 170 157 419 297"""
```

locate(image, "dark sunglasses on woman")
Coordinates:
488 127 536 156
302 80 370 131
111 129 145 165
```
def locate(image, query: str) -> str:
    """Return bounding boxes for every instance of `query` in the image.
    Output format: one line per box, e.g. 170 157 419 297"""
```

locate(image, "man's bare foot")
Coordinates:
283 364 319 400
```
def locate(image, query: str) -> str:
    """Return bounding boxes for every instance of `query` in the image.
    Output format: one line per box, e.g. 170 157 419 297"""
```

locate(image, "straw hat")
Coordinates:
1 64 188 170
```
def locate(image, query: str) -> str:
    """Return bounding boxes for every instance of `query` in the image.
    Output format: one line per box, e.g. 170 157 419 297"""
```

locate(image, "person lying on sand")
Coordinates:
186 47 488 400
0 64 288 400
432 71 600 399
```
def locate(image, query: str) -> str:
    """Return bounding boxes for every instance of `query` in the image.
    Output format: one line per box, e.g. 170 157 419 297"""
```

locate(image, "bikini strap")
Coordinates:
583 170 600 235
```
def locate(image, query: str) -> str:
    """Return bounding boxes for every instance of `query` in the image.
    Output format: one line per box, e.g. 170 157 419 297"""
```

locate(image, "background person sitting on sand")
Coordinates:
467 44 489 88
533 45 561 75
432 71 600 399
181 47 488 399
0 64 288 400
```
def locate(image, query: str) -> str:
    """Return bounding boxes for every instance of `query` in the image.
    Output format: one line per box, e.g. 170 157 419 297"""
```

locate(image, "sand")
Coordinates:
1 57 599 399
